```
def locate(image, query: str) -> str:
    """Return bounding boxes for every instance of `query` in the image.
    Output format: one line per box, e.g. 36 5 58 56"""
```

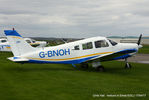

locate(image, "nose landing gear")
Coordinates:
125 58 132 69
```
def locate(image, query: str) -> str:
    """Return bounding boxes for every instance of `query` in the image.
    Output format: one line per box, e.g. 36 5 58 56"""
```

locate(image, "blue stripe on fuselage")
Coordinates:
112 48 137 60
112 54 131 60
17 48 137 64
116 48 137 54
28 55 99 64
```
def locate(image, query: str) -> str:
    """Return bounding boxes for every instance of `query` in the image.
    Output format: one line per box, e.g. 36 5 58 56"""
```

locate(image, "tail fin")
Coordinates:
4 29 36 56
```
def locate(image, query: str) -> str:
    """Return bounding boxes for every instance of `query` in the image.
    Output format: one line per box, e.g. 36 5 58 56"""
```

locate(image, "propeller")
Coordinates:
137 34 142 45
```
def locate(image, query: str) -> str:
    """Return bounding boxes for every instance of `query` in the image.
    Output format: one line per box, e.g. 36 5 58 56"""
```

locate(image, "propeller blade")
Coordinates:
137 34 142 45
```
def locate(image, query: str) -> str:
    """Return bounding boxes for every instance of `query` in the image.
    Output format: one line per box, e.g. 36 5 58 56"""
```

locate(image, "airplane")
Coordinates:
24 38 47 48
4 29 142 71
0 38 11 51
0 37 47 52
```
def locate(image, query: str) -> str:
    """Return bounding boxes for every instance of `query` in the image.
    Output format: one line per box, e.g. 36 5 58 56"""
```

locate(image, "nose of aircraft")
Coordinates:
124 43 142 53
119 43 139 52
138 45 143 48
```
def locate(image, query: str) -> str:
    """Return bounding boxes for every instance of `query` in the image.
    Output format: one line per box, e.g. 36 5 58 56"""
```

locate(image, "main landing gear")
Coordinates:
125 58 132 69
81 62 105 71
81 63 89 69
92 62 105 72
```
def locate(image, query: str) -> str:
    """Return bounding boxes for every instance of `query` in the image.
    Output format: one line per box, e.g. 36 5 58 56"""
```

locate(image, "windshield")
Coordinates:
31 39 36 43
108 39 118 46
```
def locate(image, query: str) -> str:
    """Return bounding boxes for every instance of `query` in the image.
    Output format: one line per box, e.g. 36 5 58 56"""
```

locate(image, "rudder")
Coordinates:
4 29 36 56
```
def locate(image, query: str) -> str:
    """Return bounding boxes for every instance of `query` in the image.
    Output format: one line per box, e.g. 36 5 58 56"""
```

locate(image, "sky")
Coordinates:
0 0 149 38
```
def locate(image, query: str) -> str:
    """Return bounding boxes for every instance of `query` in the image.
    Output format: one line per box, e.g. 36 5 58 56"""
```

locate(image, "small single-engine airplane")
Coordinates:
4 29 142 71
0 37 47 52
0 38 10 51
24 38 47 48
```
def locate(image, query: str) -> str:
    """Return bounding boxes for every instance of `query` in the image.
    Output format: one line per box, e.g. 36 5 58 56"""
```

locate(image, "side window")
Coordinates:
26 40 31 43
95 40 109 48
1 40 7 43
74 45 80 50
82 42 93 50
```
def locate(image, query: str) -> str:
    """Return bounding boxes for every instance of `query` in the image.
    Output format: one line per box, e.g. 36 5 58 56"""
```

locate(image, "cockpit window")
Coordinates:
74 45 80 50
95 40 109 48
32 39 36 43
32 40 36 43
1 40 7 43
108 39 117 46
82 42 93 50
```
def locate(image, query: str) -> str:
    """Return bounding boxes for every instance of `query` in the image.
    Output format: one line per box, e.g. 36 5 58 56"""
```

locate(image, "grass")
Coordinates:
138 45 149 54
0 52 149 100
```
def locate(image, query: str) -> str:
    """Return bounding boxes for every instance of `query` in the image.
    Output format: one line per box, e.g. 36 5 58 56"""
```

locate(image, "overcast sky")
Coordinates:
0 0 149 38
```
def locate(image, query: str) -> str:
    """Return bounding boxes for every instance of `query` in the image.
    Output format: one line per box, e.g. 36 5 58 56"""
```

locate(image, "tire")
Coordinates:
81 63 89 69
96 66 105 72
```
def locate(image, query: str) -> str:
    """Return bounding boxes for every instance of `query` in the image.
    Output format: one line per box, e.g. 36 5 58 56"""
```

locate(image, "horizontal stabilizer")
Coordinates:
8 57 29 62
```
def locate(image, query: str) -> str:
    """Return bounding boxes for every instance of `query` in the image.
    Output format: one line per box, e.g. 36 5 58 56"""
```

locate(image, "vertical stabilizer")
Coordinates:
4 29 36 56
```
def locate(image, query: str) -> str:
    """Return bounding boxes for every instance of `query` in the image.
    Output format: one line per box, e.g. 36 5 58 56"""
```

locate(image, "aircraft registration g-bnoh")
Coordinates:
4 29 142 71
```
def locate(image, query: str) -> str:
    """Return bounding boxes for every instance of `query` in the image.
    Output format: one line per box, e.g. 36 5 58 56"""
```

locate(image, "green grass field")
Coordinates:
0 52 149 100
138 45 149 54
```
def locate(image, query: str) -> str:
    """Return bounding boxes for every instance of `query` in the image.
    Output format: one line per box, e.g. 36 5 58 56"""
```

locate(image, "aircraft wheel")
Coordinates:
96 66 105 72
125 63 132 69
81 63 89 69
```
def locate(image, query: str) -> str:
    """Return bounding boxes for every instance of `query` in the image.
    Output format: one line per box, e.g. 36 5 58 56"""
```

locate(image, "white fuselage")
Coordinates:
19 37 138 64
